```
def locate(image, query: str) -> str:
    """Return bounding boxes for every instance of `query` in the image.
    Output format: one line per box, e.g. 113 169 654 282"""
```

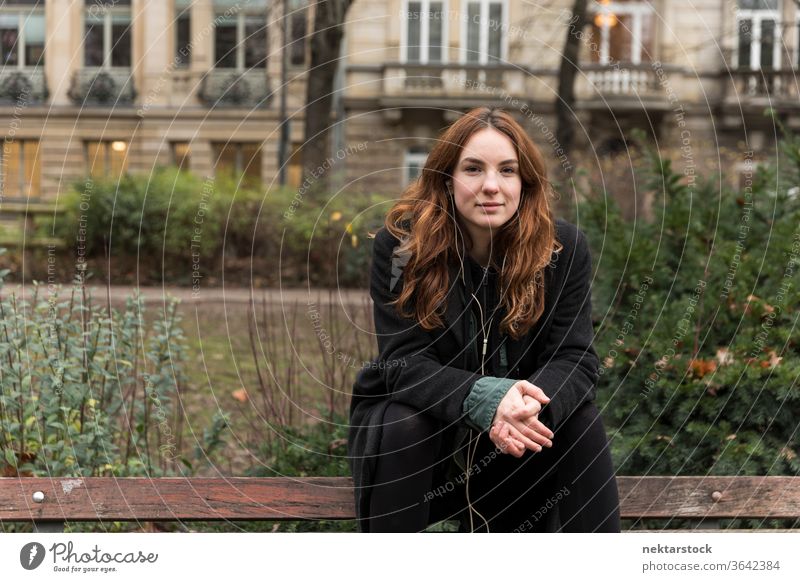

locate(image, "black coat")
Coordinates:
346 218 600 531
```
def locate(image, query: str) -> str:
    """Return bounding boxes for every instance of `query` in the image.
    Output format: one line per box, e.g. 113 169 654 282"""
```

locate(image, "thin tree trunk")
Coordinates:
555 0 589 173
303 0 353 194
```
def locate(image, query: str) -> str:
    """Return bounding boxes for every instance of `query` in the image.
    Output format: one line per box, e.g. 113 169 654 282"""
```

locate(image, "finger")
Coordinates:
507 415 554 448
518 416 555 441
490 422 511 452
516 423 553 448
504 422 546 453
511 399 541 419
498 422 525 457
519 382 550 404
489 422 503 446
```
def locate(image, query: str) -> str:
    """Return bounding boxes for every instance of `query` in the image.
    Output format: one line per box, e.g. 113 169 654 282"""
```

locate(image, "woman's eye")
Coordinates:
465 166 479 173
502 167 516 174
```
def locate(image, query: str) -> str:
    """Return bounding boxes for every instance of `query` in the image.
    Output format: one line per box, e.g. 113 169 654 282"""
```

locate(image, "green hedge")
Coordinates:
53 168 389 287
581 131 800 480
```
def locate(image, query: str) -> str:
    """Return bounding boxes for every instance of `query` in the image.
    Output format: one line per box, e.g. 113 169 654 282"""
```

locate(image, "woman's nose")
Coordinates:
482 171 500 193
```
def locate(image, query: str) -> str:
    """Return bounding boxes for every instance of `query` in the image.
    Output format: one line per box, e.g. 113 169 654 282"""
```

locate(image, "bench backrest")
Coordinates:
1 476 798 523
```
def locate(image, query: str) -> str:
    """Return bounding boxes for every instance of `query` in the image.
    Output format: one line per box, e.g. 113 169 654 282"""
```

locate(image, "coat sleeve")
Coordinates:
369 228 488 426
528 227 600 429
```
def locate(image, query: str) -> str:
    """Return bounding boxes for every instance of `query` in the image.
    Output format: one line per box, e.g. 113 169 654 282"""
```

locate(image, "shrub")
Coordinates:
242 412 355 532
0 273 192 478
54 168 389 287
580 130 800 482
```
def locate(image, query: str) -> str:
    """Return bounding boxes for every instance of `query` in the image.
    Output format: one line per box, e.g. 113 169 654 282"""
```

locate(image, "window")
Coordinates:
212 142 262 183
287 143 303 188
461 0 503 64
288 0 307 67
404 1 447 64
404 147 428 185
86 141 129 180
0 140 40 198
172 142 191 170
736 0 781 69
796 12 800 68
588 0 654 65
84 0 132 68
0 3 45 68
214 0 267 70
175 0 191 68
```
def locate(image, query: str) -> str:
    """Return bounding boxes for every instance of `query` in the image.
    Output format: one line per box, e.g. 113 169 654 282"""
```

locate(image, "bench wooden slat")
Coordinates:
0 476 798 523
617 476 800 519
0 477 355 522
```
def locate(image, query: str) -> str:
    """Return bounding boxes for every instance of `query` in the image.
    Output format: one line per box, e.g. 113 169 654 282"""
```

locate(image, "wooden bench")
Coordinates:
0 200 65 249
1 476 798 532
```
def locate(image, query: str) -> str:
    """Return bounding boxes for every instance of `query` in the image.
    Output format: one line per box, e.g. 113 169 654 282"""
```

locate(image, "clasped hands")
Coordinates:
489 380 554 458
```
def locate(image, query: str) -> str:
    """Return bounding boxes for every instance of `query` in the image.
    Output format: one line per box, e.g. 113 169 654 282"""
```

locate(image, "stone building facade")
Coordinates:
1 1 798 216
340 0 800 217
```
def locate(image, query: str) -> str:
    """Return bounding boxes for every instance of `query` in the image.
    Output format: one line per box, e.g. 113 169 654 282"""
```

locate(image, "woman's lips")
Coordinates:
478 204 503 211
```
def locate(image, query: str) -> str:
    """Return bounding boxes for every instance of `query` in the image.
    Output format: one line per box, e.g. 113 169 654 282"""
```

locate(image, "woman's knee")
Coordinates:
554 401 608 446
378 401 441 455
563 400 601 425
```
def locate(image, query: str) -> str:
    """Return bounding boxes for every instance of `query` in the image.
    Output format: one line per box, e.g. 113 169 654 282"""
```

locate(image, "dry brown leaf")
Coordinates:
767 351 783 367
716 348 734 366
689 358 717 378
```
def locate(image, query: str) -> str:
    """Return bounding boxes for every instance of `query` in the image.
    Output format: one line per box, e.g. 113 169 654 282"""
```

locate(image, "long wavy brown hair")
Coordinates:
382 106 561 340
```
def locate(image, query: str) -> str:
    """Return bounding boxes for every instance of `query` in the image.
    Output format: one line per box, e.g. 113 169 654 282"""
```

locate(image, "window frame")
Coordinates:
287 0 308 68
403 148 429 185
734 2 782 70
213 7 268 70
796 12 800 68
84 140 130 179
588 0 654 65
0 139 41 198
212 141 263 182
82 3 133 70
401 0 450 65
0 4 46 69
458 0 507 65
171 141 191 170
174 0 192 69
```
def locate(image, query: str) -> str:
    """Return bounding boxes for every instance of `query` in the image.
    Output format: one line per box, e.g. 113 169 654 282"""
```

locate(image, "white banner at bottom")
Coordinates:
1 532 798 581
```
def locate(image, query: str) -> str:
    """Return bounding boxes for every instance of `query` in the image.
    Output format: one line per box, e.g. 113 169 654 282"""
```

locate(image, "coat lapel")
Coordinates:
444 259 469 349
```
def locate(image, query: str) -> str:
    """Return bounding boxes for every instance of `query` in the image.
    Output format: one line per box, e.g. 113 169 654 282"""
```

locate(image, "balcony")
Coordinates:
577 63 674 110
725 69 800 106
380 63 527 100
197 70 272 108
341 62 538 114
68 69 136 106
0 69 47 104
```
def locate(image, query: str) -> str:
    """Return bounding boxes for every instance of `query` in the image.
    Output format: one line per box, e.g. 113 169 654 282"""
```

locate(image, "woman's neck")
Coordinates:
468 248 491 269
457 219 494 268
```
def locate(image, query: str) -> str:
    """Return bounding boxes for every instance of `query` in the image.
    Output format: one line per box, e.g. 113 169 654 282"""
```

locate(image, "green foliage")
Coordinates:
238 412 355 532
0 276 191 478
581 131 800 483
54 167 389 286
246 412 350 479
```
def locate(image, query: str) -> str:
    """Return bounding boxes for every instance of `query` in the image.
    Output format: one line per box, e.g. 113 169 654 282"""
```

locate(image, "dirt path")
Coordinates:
2 284 370 306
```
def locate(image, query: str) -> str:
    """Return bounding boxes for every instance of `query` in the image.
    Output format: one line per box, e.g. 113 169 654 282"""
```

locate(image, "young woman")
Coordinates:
347 107 620 533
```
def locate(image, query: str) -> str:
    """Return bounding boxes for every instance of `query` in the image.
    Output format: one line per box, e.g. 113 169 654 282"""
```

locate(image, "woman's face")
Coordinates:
450 127 522 247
